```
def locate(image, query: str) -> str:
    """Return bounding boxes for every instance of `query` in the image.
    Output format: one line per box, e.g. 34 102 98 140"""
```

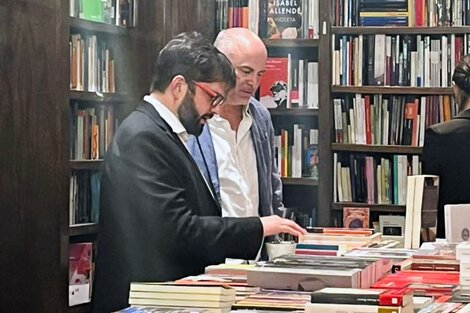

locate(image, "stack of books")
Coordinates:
299 228 382 253
246 254 389 291
233 289 311 310
371 270 460 297
127 283 236 313
457 241 470 297
306 287 414 313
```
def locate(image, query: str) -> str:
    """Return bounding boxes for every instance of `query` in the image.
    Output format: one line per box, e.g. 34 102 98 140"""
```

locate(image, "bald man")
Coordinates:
188 28 283 224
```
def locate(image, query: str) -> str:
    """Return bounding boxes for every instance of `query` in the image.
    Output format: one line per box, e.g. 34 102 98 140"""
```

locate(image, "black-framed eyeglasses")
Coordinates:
192 81 225 107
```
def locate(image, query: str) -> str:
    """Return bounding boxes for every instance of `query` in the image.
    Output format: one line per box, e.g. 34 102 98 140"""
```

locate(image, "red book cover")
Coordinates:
260 58 289 109
378 288 413 307
69 242 93 306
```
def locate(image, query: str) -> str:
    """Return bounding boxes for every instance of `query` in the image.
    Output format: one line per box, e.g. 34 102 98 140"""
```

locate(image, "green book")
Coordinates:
80 0 104 23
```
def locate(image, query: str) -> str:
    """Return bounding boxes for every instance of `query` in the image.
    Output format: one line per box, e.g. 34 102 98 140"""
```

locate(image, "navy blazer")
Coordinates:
422 109 470 238
187 97 283 217
92 101 263 313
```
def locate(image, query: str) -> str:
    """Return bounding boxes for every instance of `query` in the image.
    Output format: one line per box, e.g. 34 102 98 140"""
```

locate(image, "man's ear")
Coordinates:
170 75 188 100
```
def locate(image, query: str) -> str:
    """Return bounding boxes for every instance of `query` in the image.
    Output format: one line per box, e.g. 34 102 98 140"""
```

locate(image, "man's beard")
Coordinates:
178 92 205 136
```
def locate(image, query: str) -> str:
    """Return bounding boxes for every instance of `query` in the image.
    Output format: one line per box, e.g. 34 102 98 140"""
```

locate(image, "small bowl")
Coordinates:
265 241 296 260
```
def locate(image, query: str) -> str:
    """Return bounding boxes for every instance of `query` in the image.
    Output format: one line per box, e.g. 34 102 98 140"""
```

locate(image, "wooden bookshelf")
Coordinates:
269 108 318 116
332 143 423 155
331 86 454 95
69 223 98 237
332 202 406 213
69 90 130 102
70 160 103 170
68 303 92 313
263 38 319 48
281 177 318 186
332 26 470 35
69 16 127 35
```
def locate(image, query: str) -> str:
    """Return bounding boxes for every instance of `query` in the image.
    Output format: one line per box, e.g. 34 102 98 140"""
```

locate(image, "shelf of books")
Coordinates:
69 223 99 237
327 0 470 226
67 0 139 309
332 202 406 213
282 177 318 186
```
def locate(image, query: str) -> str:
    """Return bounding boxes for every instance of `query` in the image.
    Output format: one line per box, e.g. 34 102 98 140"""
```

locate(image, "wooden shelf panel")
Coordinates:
332 202 406 213
70 160 103 170
263 38 319 48
69 223 98 237
331 86 454 95
69 16 127 35
281 177 318 186
332 26 470 35
70 90 130 102
332 143 422 154
269 108 318 116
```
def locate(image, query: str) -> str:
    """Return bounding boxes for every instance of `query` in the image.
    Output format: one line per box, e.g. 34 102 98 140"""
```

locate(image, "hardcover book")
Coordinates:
265 0 303 39
343 207 370 228
259 57 289 109
69 242 93 306
444 204 470 243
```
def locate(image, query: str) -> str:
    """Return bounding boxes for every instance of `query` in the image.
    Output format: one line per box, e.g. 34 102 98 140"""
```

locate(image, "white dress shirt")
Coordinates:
207 106 259 218
144 95 189 147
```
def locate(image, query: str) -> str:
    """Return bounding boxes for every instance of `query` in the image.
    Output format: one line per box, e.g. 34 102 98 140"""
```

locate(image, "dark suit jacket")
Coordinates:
422 109 470 238
92 101 263 313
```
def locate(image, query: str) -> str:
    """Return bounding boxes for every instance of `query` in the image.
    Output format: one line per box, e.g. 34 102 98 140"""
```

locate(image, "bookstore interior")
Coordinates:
4 0 470 312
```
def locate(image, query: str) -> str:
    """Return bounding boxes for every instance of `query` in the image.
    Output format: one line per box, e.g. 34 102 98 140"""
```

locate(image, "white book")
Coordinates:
374 34 386 85
442 35 448 87
298 59 304 107
404 175 416 249
444 204 470 243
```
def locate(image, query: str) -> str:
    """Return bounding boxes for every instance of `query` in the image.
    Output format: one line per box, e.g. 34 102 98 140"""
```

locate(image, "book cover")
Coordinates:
444 204 470 243
310 287 412 307
259 57 288 109
69 242 93 306
343 207 370 228
265 0 303 39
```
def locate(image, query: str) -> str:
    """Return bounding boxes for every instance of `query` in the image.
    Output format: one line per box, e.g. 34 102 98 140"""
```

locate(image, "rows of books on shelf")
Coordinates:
274 126 318 179
333 153 421 205
333 0 470 27
70 0 138 27
215 0 320 39
70 102 116 161
332 94 457 146
260 56 319 109
332 33 470 87
70 33 116 93
70 170 101 225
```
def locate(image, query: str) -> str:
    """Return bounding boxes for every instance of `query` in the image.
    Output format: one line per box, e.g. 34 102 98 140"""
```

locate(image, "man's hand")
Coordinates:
260 215 308 238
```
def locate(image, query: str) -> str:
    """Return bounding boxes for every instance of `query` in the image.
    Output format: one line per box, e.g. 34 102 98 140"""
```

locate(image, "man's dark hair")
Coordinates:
150 31 236 93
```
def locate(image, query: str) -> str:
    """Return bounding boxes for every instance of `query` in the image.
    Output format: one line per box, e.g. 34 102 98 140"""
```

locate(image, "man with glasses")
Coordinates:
92 32 306 313
188 28 284 240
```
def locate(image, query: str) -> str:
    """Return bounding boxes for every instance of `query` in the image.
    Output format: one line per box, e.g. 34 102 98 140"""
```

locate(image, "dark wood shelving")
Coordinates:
332 202 406 213
263 38 319 48
269 108 318 116
70 90 130 102
68 302 91 313
331 85 454 95
281 177 318 186
70 160 103 170
332 26 470 35
69 16 127 35
69 223 98 237
332 143 423 155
